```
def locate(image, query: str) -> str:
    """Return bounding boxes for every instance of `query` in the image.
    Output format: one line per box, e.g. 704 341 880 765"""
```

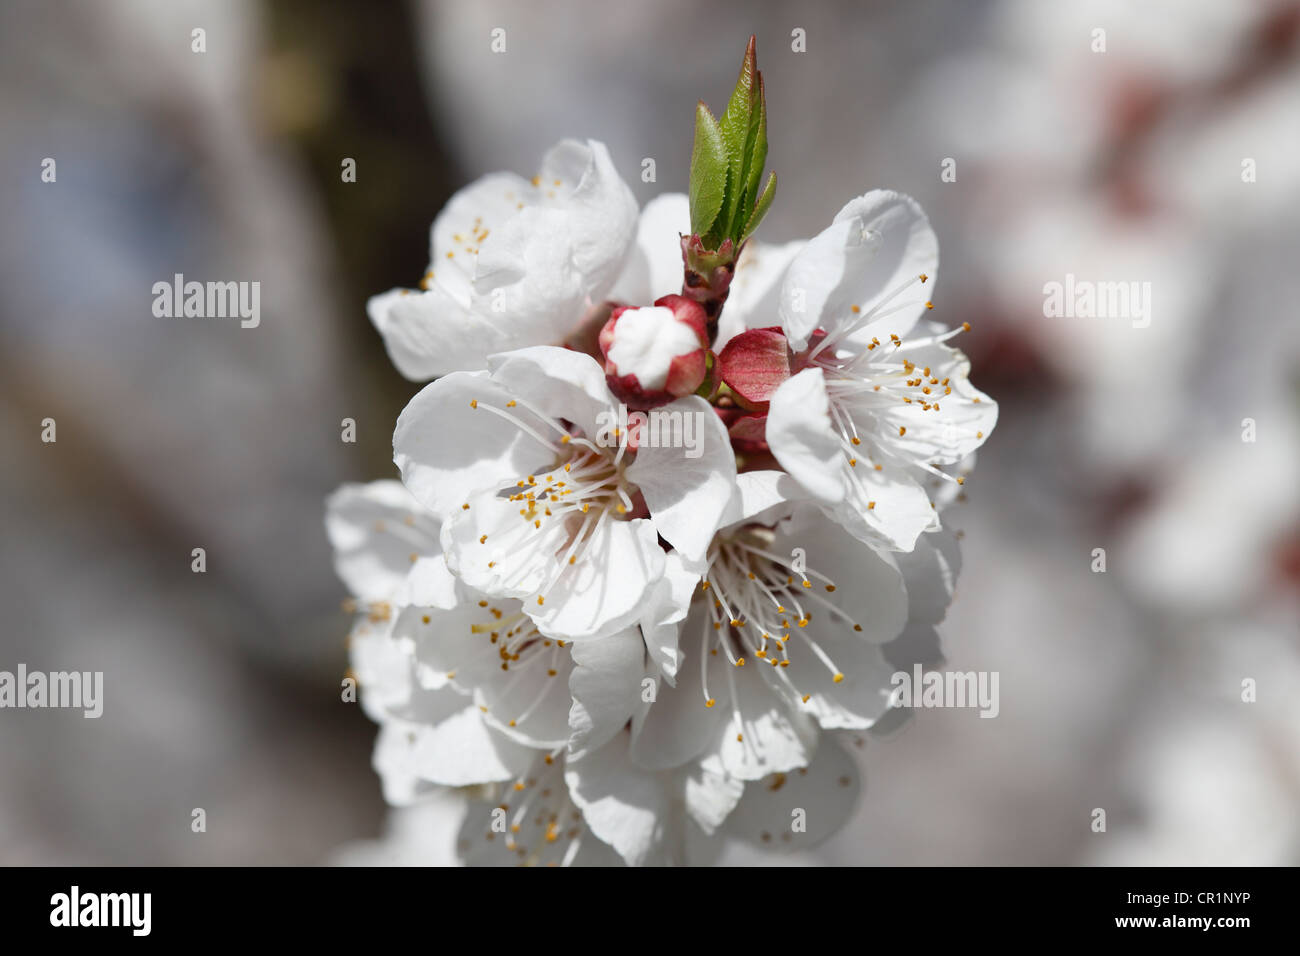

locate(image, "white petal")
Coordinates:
872 342 998 464
774 512 907 644
487 345 616 446
458 789 622 868
719 469 808 529
372 141 638 380
763 623 895 730
402 600 505 693
724 734 861 849
625 395 737 563
565 731 670 867
715 238 806 349
324 481 440 600
895 527 962 629
367 274 547 381
468 140 636 322
402 597 573 747
568 627 648 758
394 555 460 609
393 370 555 520
683 755 745 835
431 171 531 267
371 722 441 807
639 550 699 683
351 620 420 719
767 369 941 551
439 487 666 642
528 517 666 641
779 190 937 351
533 139 640 296
710 663 819 781
607 192 691 305
475 648 572 749
409 705 537 786
826 461 938 553
766 368 847 504
630 603 726 770
369 684 467 804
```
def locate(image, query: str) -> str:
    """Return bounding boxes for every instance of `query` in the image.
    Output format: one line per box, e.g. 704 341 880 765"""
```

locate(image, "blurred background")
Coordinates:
2 0 1297 865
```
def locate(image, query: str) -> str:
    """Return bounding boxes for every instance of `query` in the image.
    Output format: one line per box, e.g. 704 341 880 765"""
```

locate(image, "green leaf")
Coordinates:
718 36 758 234
742 73 768 217
688 36 776 250
740 171 776 242
689 101 728 238
717 36 772 241
705 166 735 249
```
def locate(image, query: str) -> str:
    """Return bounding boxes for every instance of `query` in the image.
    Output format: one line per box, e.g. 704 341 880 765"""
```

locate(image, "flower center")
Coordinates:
697 527 864 724
461 600 567 729
467 396 641 606
479 752 588 866
797 273 981 500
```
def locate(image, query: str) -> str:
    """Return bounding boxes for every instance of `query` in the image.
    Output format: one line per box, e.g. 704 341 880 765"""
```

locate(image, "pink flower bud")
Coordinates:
599 294 710 407
715 326 793 411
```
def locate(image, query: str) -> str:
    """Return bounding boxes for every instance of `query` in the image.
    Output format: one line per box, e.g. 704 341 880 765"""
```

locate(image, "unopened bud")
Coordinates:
600 294 710 407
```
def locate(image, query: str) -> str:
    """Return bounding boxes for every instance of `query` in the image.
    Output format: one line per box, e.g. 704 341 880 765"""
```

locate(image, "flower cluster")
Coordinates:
327 39 996 865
